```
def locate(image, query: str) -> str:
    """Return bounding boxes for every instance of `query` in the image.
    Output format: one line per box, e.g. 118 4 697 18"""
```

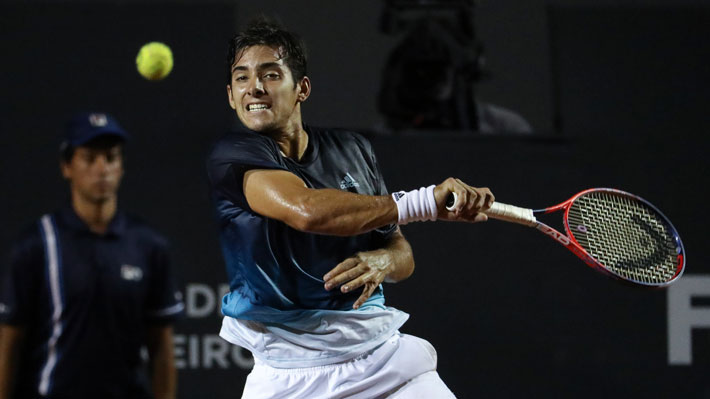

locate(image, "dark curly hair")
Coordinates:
226 17 308 87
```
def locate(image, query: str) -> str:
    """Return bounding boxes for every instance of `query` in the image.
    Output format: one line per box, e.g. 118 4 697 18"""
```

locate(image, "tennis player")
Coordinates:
207 18 494 399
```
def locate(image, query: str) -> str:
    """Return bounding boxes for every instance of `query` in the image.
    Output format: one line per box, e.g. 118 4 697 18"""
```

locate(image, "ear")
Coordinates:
296 76 311 103
117 160 125 180
227 85 237 110
60 161 72 180
115 146 126 177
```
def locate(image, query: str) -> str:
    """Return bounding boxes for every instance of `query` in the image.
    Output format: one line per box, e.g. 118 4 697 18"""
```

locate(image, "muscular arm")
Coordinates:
244 169 398 236
0 325 24 399
244 171 493 236
146 325 176 399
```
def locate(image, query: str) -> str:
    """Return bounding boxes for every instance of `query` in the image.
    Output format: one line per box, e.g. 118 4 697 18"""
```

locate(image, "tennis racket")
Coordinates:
447 188 685 287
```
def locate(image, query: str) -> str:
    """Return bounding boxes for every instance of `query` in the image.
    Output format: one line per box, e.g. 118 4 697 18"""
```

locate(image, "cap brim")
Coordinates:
71 127 129 147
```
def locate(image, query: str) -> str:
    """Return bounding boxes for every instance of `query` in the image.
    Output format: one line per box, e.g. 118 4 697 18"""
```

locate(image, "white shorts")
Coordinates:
241 332 456 399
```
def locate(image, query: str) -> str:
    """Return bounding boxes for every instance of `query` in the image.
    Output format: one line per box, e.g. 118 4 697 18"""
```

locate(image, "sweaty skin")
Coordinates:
227 44 495 308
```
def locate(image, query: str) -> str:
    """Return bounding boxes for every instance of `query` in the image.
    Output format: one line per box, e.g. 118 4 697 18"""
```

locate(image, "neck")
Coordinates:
275 127 309 160
269 106 309 160
71 193 117 235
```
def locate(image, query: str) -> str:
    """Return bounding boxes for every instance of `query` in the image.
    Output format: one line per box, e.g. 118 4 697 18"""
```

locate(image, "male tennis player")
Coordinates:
208 19 494 398
0 113 184 399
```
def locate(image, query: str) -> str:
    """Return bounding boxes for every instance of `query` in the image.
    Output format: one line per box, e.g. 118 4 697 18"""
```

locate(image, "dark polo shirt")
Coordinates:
0 206 184 399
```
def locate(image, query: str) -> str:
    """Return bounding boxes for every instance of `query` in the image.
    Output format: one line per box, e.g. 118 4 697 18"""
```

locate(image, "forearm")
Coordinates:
244 168 399 236
0 325 24 399
291 189 398 236
292 178 494 234
147 327 176 399
382 228 415 283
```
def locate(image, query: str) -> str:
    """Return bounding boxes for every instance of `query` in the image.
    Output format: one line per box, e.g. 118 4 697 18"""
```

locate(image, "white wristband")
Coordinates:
391 185 438 225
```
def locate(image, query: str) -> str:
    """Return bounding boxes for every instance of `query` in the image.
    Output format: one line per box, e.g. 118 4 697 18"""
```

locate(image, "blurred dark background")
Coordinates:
1 1 709 398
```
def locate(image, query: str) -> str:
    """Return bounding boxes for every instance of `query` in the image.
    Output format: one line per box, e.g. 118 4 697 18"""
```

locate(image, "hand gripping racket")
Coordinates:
447 188 685 287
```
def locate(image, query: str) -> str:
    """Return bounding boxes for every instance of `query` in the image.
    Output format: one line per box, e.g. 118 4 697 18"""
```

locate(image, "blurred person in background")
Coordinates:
0 112 184 399
377 1 532 134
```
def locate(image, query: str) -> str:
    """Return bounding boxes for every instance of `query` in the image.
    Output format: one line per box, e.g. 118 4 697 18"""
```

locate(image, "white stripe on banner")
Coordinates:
38 215 63 396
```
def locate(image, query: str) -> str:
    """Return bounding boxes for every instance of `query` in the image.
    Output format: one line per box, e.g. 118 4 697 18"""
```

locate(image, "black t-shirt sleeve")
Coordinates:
144 237 184 325
0 230 41 325
207 130 288 208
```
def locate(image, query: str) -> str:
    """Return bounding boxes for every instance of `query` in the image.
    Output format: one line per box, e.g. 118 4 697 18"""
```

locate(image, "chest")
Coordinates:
54 234 151 306
286 143 379 195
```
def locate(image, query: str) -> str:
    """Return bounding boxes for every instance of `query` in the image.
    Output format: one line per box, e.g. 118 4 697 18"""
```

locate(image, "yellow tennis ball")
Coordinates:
136 42 173 81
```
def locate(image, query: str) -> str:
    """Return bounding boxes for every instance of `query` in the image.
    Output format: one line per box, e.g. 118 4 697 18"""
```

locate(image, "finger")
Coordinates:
453 183 468 215
457 191 467 215
353 283 378 309
325 264 366 291
457 186 480 218
471 188 485 211
480 187 495 210
341 271 374 293
324 258 360 290
324 257 358 282
456 179 483 216
328 268 367 291
468 212 489 223
458 186 477 216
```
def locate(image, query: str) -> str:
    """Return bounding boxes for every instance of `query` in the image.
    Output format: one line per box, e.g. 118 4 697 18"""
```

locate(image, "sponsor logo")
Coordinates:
88 113 108 127
339 173 360 190
538 225 570 245
393 191 405 201
121 264 143 281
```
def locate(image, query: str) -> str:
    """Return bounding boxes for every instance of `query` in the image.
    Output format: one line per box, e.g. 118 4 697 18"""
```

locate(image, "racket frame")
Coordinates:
486 188 685 287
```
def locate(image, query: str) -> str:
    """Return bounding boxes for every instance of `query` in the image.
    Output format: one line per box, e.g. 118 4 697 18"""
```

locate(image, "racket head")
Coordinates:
562 188 685 287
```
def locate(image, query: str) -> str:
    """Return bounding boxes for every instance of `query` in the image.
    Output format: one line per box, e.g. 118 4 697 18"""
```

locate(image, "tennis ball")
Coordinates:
136 42 173 81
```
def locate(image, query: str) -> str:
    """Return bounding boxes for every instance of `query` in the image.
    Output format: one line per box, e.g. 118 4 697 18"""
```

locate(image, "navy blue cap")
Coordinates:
61 112 129 152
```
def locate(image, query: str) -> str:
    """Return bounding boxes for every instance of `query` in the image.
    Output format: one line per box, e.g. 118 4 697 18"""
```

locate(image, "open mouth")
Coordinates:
247 104 271 112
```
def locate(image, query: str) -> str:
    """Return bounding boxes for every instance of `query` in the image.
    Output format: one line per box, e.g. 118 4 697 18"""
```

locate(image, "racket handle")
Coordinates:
486 202 538 227
445 193 537 227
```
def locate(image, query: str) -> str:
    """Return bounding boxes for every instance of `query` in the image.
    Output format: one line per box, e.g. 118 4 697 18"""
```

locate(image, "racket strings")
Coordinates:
567 192 679 284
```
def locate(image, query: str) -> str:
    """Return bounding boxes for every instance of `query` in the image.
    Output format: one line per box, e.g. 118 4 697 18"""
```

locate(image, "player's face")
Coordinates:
61 144 123 204
227 45 310 134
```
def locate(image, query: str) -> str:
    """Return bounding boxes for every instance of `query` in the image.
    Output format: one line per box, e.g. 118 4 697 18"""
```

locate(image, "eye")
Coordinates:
264 72 280 80
234 75 248 82
107 148 122 163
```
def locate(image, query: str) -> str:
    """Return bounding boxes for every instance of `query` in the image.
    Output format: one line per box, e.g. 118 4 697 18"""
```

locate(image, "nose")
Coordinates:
247 77 265 96
93 154 111 173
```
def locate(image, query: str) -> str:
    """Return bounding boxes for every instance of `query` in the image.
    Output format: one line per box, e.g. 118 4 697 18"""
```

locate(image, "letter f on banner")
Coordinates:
668 275 710 365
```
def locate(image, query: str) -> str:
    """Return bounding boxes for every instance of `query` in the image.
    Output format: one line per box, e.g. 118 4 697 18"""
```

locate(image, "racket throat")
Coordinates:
536 223 570 246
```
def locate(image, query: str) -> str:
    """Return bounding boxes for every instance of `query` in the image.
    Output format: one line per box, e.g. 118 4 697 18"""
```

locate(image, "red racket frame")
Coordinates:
532 188 684 287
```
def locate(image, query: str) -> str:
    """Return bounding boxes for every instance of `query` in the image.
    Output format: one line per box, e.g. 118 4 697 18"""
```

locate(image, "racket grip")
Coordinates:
486 202 538 227
445 193 537 227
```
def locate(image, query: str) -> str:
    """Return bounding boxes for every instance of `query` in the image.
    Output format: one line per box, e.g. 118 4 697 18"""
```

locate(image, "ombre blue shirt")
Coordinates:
207 126 397 324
